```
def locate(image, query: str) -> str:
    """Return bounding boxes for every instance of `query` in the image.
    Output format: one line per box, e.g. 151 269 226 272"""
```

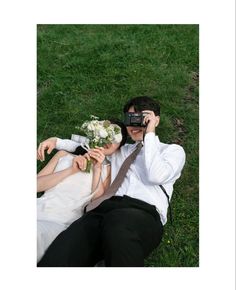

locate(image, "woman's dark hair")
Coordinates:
123 96 160 116
109 118 127 148
73 118 127 155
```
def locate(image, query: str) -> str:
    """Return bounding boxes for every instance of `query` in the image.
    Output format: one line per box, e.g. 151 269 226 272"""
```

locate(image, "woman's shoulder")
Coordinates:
54 152 75 172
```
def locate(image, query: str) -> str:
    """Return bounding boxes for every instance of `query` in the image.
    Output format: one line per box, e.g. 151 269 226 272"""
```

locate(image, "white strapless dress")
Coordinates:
37 153 108 262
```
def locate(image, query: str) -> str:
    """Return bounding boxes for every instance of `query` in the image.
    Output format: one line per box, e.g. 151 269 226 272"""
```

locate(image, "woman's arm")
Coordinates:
101 166 111 193
37 150 68 177
91 165 103 196
37 153 87 192
86 148 111 200
92 165 111 200
37 167 75 192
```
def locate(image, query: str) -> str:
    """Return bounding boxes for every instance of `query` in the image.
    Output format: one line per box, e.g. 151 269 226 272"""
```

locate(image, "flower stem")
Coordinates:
85 159 92 173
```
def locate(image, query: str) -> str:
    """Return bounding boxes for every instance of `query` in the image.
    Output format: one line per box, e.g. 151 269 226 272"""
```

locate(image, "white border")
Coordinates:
0 1 235 289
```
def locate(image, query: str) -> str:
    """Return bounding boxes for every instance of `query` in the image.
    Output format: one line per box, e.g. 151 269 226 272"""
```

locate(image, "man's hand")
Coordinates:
37 137 57 161
142 110 160 134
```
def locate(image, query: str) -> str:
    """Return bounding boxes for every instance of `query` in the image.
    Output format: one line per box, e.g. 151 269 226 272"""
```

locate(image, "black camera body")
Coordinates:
124 112 147 127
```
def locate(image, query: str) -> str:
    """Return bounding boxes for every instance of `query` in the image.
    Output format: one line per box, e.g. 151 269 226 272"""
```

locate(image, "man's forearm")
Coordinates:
143 132 186 184
56 138 80 152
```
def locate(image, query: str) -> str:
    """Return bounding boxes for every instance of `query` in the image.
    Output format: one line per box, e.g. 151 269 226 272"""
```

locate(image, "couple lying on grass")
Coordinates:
37 96 186 267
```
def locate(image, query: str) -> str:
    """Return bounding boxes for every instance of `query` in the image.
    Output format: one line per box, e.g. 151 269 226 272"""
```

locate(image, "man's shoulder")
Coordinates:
118 142 136 157
159 140 185 156
159 140 184 150
122 142 137 151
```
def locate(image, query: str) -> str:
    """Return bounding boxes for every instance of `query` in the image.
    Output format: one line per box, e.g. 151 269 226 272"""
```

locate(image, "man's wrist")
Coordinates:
145 130 156 137
145 125 156 134
144 131 159 145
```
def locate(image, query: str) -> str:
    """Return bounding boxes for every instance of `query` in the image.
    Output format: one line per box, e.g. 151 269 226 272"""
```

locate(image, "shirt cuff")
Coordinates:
144 132 160 147
55 138 63 150
55 138 79 152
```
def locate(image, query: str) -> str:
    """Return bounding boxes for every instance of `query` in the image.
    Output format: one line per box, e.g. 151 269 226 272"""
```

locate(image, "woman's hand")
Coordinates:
37 137 57 161
142 110 160 133
88 147 105 170
72 155 88 173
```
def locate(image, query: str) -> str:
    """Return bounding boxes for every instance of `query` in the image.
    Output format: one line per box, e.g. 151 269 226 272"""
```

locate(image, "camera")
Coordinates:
124 112 147 127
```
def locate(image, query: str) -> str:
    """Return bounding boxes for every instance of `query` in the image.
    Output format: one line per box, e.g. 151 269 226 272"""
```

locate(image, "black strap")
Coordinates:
159 185 173 225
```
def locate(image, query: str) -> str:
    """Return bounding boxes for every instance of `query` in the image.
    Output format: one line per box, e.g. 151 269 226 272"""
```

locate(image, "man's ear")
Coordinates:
155 116 160 127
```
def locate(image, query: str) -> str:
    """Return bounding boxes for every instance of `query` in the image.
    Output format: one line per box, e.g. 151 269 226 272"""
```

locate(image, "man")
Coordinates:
37 96 186 267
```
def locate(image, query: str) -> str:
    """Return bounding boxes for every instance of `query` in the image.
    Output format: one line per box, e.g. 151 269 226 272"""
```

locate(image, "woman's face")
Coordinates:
103 143 120 156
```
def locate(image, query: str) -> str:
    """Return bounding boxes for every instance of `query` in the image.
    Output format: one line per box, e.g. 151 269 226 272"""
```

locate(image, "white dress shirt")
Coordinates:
56 132 186 224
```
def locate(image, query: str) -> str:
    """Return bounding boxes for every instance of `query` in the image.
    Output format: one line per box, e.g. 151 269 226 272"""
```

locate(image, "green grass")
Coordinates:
37 24 199 267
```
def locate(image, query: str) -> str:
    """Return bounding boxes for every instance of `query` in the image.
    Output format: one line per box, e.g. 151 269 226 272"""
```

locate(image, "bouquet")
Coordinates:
75 115 122 172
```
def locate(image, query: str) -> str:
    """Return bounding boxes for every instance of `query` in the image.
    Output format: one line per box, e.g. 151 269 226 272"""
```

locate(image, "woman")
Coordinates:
37 120 127 262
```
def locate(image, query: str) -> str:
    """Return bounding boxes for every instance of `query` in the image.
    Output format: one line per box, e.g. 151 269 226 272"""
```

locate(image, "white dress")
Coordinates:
37 153 108 262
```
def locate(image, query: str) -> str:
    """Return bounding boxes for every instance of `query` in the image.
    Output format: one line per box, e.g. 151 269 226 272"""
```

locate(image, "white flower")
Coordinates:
87 123 95 131
81 122 88 130
94 136 100 143
77 117 123 149
90 115 99 120
114 133 122 143
99 128 108 138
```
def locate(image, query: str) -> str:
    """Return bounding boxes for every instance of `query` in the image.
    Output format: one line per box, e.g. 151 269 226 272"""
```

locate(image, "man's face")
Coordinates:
126 106 146 141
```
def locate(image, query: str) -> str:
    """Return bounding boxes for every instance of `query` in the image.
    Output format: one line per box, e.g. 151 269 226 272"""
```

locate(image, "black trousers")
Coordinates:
38 195 163 267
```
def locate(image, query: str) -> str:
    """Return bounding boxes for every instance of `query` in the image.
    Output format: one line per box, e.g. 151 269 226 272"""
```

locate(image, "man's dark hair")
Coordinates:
123 96 160 116
73 119 127 155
